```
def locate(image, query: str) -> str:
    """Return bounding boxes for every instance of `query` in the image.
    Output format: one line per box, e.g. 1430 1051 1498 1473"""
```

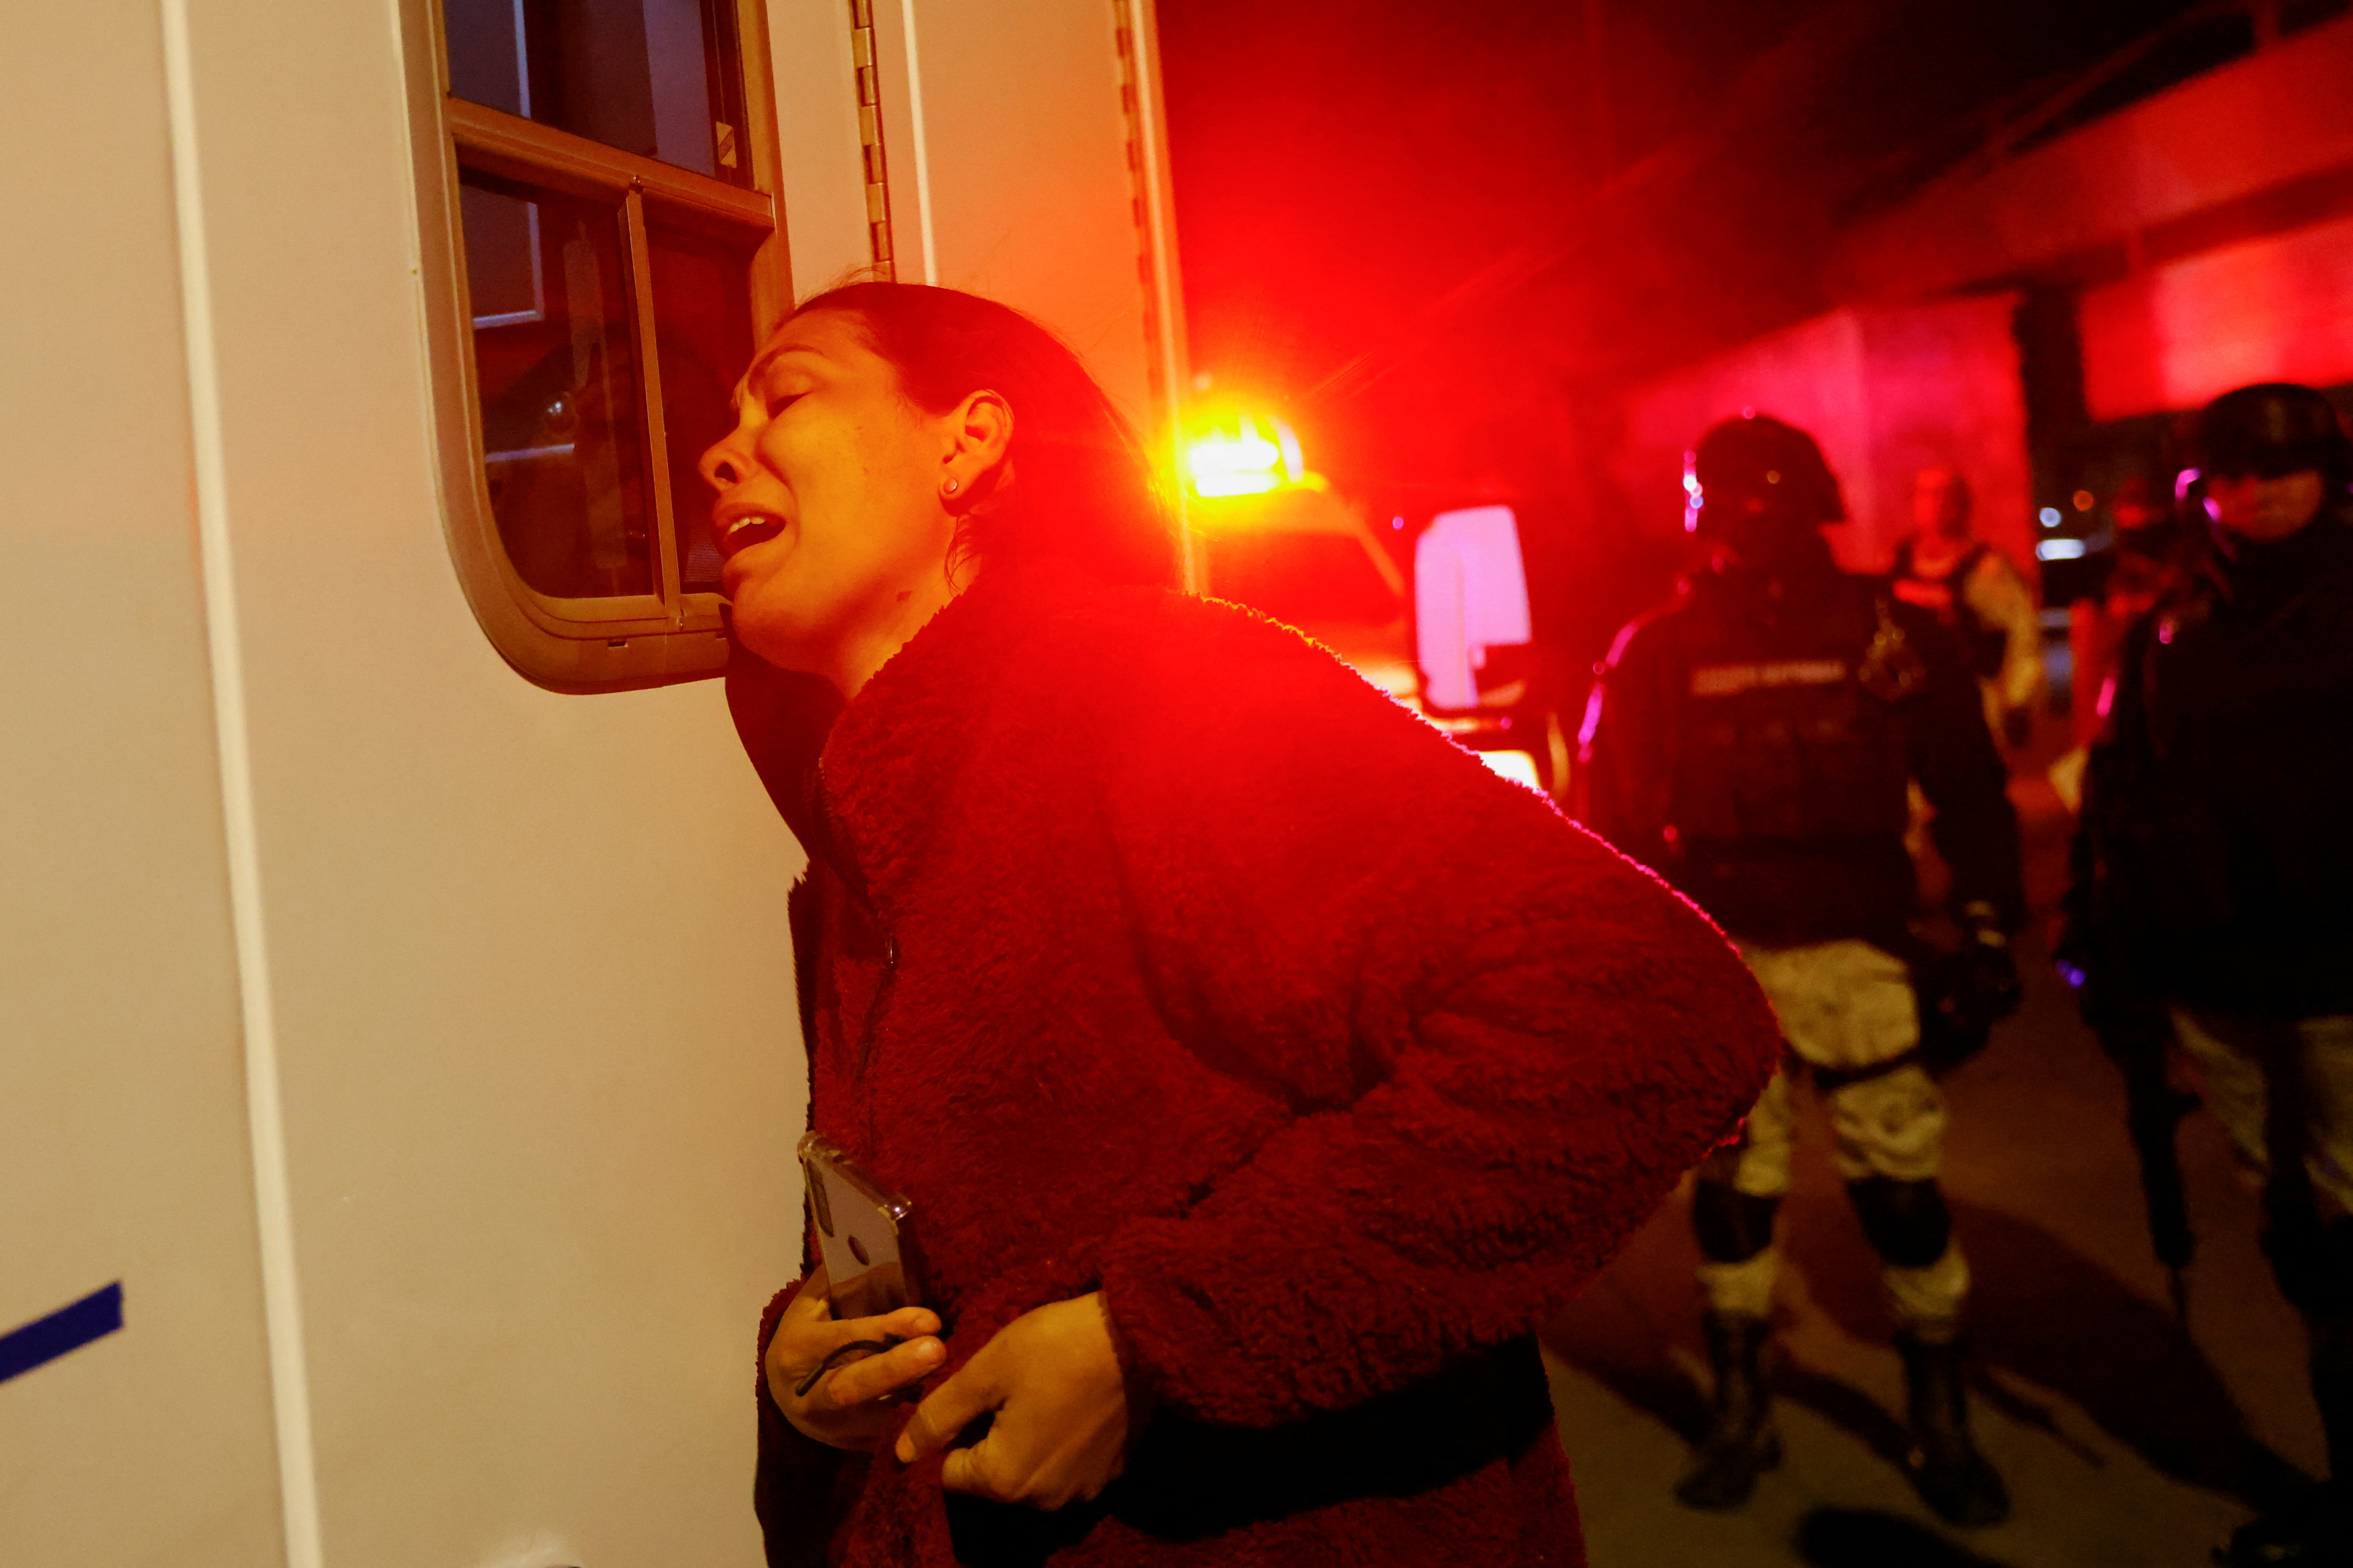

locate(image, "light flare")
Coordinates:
1185 409 1306 498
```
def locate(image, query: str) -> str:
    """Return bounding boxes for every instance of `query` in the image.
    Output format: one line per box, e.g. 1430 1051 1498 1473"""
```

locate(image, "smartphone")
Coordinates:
799 1132 924 1321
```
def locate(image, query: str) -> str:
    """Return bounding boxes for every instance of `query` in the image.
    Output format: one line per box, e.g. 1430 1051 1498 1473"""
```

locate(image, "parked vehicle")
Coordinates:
1414 503 1572 797
6 1 1182 1560
1183 410 1566 797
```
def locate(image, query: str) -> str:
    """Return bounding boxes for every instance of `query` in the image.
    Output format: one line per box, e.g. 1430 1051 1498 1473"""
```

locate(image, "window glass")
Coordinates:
446 0 739 179
647 227 757 592
423 0 780 687
463 170 656 599
1206 531 1402 627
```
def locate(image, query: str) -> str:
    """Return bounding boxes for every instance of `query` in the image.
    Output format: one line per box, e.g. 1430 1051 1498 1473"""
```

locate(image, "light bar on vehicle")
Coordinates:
1186 410 1306 497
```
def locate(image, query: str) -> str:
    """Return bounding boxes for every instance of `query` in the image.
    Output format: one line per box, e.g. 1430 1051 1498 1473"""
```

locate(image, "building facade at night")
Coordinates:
1613 11 2353 592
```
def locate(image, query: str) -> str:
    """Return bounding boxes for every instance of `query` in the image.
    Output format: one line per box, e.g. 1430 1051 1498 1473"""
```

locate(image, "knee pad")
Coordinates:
1846 1176 1952 1270
1693 1181 1781 1265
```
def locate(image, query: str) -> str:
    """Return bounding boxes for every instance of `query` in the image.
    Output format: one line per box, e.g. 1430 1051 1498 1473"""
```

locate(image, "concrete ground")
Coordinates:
1543 745 2323 1567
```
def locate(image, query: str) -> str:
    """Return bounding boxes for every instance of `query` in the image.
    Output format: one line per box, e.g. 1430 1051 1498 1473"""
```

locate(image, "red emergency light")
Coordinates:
1185 410 1306 498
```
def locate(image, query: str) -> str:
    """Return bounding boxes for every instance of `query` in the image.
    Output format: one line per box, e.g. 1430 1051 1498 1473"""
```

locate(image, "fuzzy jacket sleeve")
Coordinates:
1088 605 1781 1427
752 1281 864 1568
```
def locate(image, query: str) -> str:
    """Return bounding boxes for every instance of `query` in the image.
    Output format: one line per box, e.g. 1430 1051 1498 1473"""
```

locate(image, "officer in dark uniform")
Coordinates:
1892 466 2045 749
2064 383 2353 1568
1578 413 2026 1527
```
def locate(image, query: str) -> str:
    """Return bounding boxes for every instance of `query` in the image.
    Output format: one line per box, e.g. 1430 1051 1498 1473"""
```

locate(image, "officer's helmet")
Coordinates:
2193 383 2353 483
1684 413 1847 538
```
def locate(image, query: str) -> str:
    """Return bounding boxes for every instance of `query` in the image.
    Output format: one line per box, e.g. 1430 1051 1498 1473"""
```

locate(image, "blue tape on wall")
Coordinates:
0 1283 123 1385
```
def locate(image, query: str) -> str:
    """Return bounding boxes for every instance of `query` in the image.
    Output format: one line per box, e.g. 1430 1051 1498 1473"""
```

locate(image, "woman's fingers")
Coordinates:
782 1299 939 1359
766 1271 955 1450
771 1274 944 1415
781 1297 945 1401
895 1352 1001 1464
939 1440 1008 1500
861 1304 942 1343
899 1295 1131 1509
815 1334 945 1408
787 1265 933 1343
930 1404 1084 1509
766 1276 835 1403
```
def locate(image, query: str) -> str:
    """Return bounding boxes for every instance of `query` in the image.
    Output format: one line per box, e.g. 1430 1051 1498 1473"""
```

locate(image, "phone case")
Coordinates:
798 1132 925 1320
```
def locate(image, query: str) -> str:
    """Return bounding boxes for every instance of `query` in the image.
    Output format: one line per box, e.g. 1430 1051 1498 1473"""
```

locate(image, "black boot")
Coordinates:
2218 1315 2353 1565
2218 1495 2353 1567
1897 1330 2010 1527
1675 1311 1781 1510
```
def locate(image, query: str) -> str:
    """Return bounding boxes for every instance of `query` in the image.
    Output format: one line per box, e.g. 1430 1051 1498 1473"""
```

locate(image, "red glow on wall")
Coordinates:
1613 298 2033 580
2080 212 2353 420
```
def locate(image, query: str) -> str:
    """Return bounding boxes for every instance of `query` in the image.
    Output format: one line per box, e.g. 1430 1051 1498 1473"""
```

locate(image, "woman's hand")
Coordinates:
894 1293 1138 1510
765 1266 947 1451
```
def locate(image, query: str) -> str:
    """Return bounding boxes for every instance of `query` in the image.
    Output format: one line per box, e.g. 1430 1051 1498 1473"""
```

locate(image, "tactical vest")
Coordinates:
1670 577 1920 848
1892 539 2007 680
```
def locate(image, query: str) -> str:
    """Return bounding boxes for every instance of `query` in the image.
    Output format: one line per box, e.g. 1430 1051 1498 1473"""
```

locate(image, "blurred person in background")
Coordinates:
2063 382 2353 1568
1894 465 2045 750
1579 414 2027 1529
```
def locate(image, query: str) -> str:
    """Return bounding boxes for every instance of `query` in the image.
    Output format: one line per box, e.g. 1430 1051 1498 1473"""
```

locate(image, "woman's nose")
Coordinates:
700 437 747 493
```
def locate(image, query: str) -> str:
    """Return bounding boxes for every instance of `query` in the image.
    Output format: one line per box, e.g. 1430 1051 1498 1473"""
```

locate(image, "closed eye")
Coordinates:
749 367 809 418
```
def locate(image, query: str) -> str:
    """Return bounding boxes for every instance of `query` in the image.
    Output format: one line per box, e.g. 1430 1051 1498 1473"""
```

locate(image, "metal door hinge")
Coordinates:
848 0 895 274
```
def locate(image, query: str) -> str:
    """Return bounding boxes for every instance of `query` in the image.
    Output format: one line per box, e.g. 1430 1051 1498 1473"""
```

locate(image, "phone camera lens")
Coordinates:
808 1175 834 1236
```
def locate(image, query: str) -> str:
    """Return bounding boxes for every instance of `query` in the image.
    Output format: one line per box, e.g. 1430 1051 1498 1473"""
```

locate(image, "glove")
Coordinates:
1916 906 2022 1076
1955 904 2023 1030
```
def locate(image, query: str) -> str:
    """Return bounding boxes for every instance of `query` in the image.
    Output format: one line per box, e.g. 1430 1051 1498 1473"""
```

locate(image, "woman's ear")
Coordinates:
942 389 1014 500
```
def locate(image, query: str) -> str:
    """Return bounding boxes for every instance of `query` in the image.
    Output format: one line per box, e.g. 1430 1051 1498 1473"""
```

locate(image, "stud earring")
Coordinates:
943 477 961 496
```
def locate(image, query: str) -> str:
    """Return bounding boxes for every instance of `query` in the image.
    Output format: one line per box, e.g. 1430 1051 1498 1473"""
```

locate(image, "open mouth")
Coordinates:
717 511 786 560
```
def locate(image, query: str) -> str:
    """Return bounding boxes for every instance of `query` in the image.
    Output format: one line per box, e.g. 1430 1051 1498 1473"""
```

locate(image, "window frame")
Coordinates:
402 0 794 692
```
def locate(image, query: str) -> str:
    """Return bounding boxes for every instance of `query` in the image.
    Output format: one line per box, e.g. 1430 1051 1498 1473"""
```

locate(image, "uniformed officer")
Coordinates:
1893 465 2045 750
2064 383 2353 1567
1578 413 2026 1527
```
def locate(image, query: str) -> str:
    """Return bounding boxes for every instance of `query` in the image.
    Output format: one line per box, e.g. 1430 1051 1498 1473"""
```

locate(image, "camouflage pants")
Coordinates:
1696 939 1971 1330
2172 1007 2353 1215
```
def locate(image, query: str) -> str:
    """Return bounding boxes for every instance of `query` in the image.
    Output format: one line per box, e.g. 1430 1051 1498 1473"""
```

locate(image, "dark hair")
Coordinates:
789 282 1180 589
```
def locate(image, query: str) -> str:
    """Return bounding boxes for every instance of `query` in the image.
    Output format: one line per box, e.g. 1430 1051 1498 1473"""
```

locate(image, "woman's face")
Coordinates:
699 311 965 687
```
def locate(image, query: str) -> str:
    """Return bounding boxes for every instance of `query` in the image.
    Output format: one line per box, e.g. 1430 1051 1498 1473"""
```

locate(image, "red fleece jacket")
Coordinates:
728 560 1780 1566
